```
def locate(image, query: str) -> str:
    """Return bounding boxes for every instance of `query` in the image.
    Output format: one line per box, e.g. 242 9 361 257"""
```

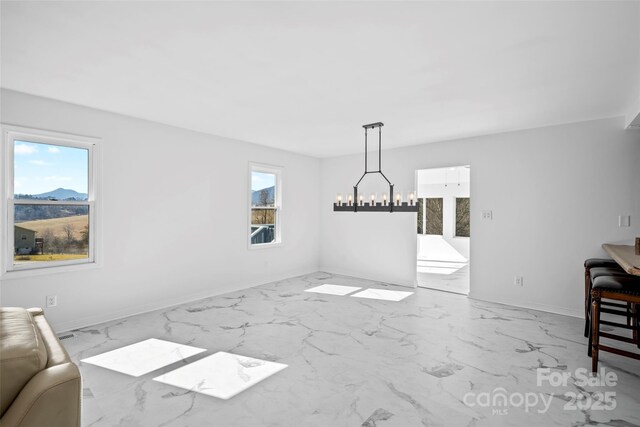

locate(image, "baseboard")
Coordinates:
54 267 318 333
468 291 583 319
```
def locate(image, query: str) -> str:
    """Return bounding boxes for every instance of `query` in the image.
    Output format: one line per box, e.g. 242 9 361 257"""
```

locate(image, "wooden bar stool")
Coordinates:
586 267 633 339
590 275 640 373
583 259 626 337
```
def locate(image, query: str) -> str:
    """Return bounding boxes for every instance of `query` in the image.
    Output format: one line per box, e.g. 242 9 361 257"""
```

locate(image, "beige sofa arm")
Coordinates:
0 363 81 427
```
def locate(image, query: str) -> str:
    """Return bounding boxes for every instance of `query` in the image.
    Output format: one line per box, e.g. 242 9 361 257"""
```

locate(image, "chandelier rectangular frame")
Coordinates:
333 122 418 213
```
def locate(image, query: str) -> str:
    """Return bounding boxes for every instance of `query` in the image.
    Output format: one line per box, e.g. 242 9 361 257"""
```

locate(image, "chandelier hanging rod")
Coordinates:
354 122 392 188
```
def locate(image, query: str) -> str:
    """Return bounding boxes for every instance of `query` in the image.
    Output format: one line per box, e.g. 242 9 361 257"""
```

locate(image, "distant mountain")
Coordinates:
252 186 275 206
17 188 88 201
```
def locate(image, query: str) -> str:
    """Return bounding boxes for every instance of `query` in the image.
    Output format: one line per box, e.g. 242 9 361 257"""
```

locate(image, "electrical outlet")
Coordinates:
46 295 57 308
514 276 524 287
482 210 493 220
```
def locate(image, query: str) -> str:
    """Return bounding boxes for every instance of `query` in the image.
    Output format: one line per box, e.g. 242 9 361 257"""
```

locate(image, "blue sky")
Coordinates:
251 171 275 192
14 140 88 195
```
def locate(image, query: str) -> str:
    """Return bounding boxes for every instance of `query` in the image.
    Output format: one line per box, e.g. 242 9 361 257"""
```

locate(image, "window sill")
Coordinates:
248 241 283 250
1 260 101 279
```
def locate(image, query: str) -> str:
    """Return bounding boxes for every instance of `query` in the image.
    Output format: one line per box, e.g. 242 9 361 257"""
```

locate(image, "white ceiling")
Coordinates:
2 1 639 158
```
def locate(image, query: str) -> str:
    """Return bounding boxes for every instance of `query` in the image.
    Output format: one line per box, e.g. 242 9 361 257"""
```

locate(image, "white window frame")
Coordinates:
418 197 425 235
1 124 101 277
248 163 282 249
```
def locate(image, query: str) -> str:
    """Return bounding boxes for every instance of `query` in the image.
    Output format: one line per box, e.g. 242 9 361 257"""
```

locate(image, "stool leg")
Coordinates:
587 313 593 357
587 285 593 357
634 303 640 348
584 268 591 337
591 291 601 374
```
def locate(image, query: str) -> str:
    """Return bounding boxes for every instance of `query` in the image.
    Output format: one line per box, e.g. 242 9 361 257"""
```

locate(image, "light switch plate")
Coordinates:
481 210 493 220
619 215 631 227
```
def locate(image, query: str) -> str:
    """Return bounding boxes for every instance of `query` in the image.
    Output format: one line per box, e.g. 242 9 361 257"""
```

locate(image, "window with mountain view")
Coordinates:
250 164 281 247
4 127 98 272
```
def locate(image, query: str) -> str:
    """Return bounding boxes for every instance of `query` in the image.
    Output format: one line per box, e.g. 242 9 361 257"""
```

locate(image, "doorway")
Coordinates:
416 166 470 295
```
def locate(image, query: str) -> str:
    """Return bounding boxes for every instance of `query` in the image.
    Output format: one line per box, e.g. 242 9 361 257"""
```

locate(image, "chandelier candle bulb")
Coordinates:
336 193 342 206
347 194 353 206
359 195 364 206
383 193 388 206
396 192 402 205
409 192 415 206
370 193 376 205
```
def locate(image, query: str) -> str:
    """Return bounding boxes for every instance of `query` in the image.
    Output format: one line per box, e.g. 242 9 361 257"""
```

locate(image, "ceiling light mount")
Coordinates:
333 122 417 213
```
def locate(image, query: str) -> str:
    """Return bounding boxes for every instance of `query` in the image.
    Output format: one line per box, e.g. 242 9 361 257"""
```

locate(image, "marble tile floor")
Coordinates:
350 288 414 302
153 352 288 400
417 262 470 295
306 284 414 301
81 338 206 377
64 272 640 427
304 284 362 296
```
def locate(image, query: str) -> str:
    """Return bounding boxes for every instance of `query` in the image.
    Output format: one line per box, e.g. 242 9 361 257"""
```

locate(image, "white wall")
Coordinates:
627 5 640 128
0 89 320 331
320 117 640 317
1 90 637 327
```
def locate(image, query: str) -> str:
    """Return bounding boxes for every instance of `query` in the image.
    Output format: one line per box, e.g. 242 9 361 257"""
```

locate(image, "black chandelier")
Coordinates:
333 122 418 213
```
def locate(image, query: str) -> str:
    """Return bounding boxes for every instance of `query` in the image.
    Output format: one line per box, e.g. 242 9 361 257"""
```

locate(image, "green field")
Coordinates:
17 214 88 240
14 254 87 262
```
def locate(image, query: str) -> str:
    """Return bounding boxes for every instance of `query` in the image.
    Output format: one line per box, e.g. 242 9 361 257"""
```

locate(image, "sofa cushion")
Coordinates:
0 307 48 416
29 308 71 368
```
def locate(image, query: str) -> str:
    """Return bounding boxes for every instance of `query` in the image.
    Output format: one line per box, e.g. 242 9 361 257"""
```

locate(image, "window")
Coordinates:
249 164 281 247
455 197 470 237
416 198 444 235
2 125 99 274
